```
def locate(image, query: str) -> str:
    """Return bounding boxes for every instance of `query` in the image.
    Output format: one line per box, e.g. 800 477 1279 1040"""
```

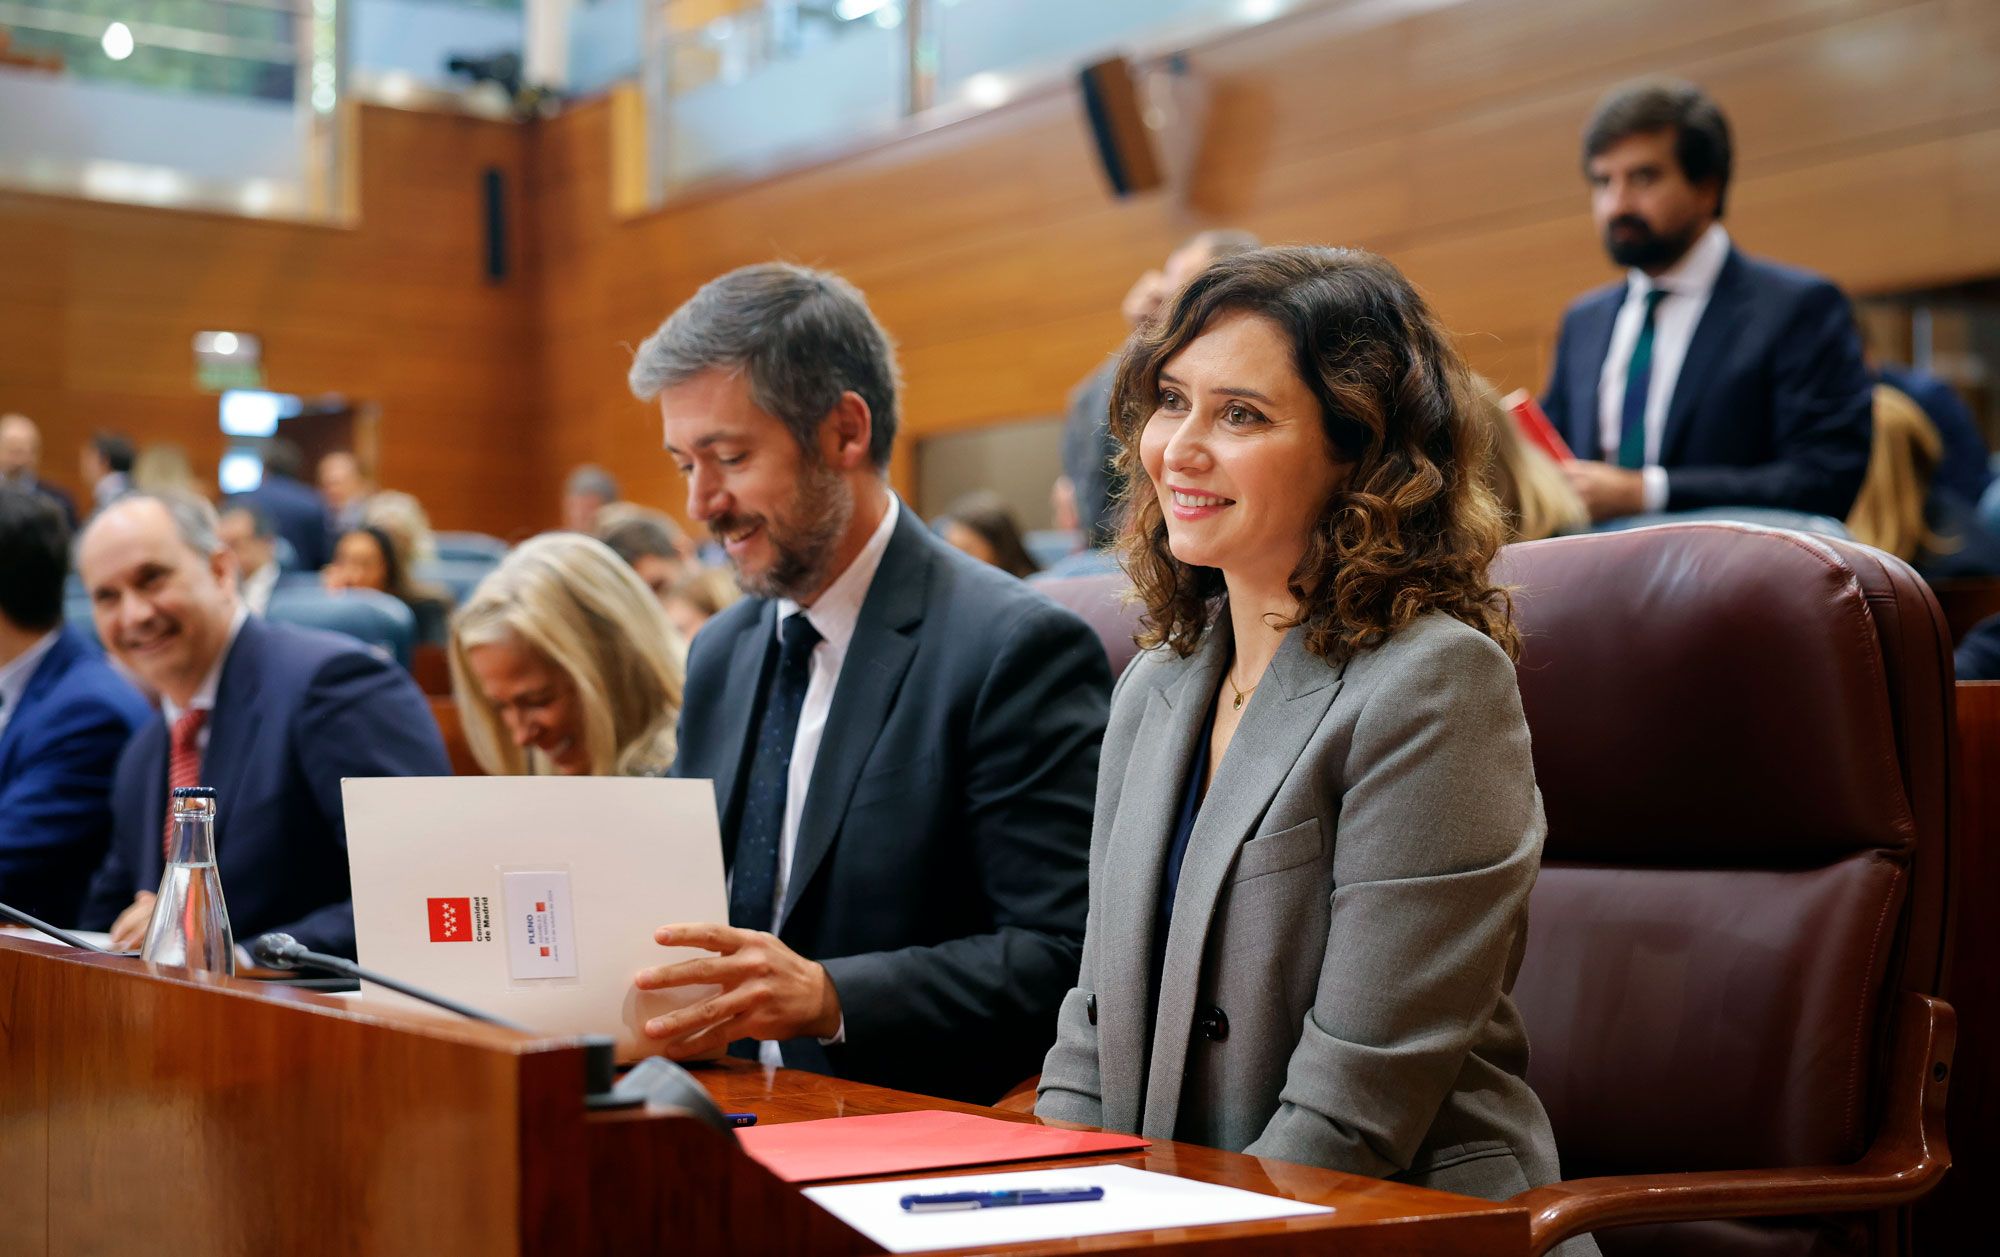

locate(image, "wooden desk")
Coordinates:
0 936 1522 1255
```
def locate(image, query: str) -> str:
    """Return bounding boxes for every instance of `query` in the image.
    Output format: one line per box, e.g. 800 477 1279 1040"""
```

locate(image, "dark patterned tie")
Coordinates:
728 613 823 933
1615 287 1668 469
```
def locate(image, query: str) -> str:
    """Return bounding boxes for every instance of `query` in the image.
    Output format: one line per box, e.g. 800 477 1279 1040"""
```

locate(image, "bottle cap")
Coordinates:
171 786 217 799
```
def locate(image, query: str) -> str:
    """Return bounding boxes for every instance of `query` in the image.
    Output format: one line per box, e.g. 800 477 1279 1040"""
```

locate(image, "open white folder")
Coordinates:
343 776 727 1057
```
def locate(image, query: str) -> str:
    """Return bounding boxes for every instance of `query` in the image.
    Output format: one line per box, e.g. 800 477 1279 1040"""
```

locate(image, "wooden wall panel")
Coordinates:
529 0 2000 525
0 105 541 537
6 0 1998 534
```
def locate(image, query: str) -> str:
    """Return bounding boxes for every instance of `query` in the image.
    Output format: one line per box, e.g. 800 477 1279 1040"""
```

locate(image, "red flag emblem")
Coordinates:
428 897 473 942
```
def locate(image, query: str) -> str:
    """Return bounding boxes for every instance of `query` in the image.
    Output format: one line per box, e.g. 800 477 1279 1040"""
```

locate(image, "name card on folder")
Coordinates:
737 1110 1149 1183
343 775 728 1058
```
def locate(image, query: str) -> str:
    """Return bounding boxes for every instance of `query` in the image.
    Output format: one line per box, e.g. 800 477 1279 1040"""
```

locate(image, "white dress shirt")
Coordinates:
751 493 900 1065
0 628 61 742
240 561 280 616
1596 221 1732 512
160 606 250 756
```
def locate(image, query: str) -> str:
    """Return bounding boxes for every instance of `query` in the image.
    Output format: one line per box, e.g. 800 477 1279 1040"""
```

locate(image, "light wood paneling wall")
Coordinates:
533 0 2000 522
0 105 541 536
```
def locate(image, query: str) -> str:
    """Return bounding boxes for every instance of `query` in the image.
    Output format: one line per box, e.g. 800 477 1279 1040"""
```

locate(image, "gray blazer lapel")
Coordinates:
1095 633 1225 1134
1142 628 1343 1138
779 513 930 927
715 601 778 864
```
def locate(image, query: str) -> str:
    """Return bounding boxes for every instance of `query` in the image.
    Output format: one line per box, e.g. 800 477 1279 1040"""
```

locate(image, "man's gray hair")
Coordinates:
627 262 900 470
85 490 223 558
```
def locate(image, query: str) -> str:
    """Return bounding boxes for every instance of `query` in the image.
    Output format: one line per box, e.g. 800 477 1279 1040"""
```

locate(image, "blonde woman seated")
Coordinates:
1468 377 1588 542
449 533 685 776
1035 247 1596 1256
1847 384 2000 582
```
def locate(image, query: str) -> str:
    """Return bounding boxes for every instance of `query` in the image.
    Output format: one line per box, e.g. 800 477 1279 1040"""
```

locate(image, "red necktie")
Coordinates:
163 708 208 861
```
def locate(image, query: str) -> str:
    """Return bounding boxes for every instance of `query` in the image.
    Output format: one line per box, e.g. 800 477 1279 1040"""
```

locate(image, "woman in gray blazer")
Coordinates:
1036 247 1595 1256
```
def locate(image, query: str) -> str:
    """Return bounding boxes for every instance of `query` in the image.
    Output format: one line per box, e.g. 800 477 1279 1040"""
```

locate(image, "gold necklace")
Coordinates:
1226 668 1259 711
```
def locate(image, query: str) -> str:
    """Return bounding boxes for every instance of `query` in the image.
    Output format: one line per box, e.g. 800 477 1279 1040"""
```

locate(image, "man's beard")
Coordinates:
715 459 854 601
1603 215 1699 270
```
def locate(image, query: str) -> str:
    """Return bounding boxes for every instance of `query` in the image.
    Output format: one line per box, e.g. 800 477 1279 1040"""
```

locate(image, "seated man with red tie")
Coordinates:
75 492 449 957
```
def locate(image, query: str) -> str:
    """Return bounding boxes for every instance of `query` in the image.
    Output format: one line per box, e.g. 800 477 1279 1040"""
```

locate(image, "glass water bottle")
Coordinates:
143 786 236 975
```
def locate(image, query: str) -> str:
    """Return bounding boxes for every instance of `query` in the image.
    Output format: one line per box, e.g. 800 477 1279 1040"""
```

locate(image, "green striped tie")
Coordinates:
1616 288 1667 470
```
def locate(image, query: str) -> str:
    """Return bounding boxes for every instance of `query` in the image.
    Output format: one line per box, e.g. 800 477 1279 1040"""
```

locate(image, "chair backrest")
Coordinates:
432 531 509 564
1495 523 1952 1186
1032 572 1145 679
414 557 495 606
266 587 416 668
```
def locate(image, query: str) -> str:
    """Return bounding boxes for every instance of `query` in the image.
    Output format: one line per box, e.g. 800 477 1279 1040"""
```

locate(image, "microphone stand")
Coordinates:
0 901 119 953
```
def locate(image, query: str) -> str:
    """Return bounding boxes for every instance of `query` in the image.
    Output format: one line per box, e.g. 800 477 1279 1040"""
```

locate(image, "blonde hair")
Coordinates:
1468 379 1589 542
1848 385 1948 563
449 533 686 776
667 565 742 618
132 443 200 498
363 489 438 565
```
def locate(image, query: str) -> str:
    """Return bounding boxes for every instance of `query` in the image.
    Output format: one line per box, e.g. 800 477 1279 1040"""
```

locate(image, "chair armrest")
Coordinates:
993 1073 1041 1115
1514 992 1955 1256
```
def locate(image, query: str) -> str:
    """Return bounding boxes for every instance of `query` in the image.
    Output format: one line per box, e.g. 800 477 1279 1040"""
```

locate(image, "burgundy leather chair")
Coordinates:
1032 572 1144 679
1494 523 1958 1256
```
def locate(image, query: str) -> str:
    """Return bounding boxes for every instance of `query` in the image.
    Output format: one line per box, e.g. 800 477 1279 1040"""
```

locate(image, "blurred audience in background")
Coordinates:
1055 230 1261 577
0 413 77 528
239 437 330 570
597 504 693 601
1542 79 1872 524
450 532 684 777
1847 385 2000 583
323 524 453 644
318 450 375 534
934 491 1041 579
217 502 282 615
660 565 740 645
1469 380 1589 543
1858 321 1993 509
0 487 151 928
78 431 135 517
131 442 200 499
361 488 440 566
562 463 619 534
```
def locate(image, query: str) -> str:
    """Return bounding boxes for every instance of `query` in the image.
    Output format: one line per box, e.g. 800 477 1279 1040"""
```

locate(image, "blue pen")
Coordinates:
900 1186 1105 1212
724 1112 758 1128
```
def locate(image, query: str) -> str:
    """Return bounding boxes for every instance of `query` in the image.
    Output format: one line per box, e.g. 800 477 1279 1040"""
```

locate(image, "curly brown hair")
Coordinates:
1110 245 1517 663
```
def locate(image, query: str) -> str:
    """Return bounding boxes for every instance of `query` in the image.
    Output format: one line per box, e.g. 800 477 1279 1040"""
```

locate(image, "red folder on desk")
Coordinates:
736 1109 1149 1183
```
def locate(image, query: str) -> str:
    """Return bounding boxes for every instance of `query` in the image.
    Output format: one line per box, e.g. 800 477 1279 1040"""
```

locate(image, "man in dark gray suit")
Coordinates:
625 263 1110 1104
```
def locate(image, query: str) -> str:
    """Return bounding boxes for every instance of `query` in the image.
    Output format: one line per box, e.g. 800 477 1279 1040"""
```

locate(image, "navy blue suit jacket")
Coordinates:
0 628 152 925
1541 248 1873 520
240 474 331 571
79 615 449 956
672 508 1109 1103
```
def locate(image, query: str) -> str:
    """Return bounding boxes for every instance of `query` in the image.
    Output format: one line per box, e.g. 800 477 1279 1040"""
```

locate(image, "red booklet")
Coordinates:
735 1109 1149 1183
1504 389 1575 462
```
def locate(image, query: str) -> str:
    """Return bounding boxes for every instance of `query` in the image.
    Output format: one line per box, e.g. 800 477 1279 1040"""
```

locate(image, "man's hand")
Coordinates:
108 891 156 951
633 923 842 1060
1562 460 1647 522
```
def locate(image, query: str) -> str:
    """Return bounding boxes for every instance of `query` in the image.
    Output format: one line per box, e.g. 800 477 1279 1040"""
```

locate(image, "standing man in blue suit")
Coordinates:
1540 79 1872 524
625 264 1110 1104
0 488 151 926
74 492 449 958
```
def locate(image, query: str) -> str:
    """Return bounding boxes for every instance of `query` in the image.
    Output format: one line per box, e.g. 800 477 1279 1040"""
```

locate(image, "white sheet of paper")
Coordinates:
342 776 727 1057
801 1163 1334 1253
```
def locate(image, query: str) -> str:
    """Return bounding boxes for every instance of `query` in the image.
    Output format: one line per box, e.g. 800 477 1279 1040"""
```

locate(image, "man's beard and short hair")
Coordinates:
1602 213 1699 271
717 451 854 601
